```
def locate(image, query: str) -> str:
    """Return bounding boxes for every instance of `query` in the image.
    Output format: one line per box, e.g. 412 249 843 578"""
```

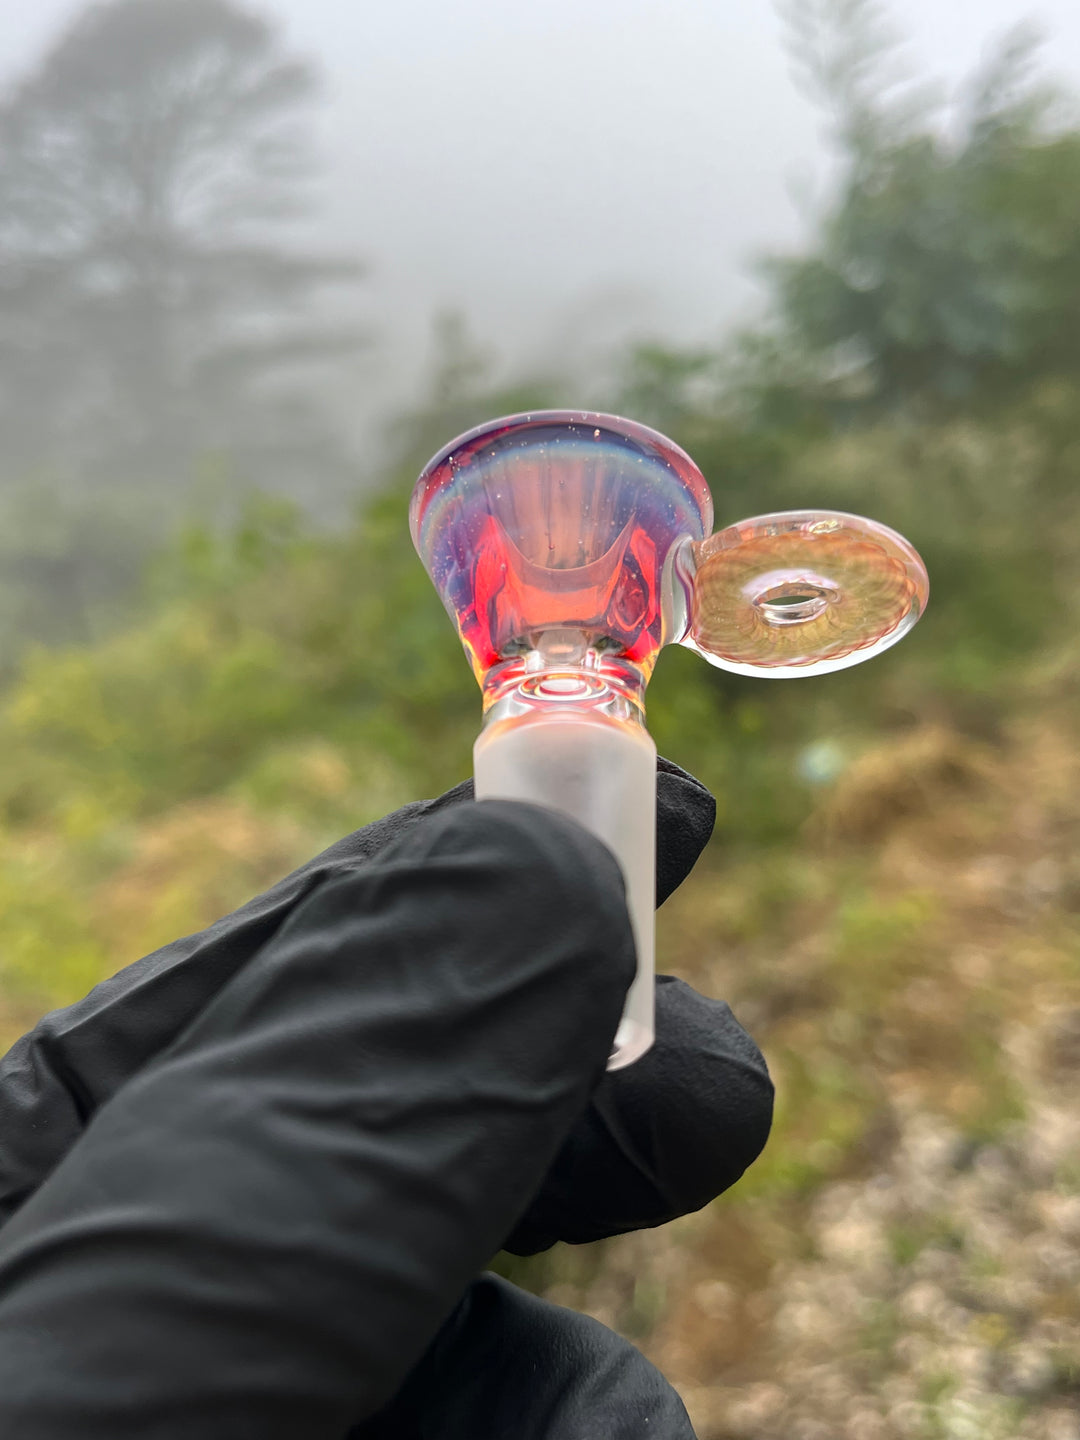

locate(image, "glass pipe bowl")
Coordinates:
409 412 928 1071
408 410 714 1070
679 510 929 678
410 413 928 689
409 410 714 692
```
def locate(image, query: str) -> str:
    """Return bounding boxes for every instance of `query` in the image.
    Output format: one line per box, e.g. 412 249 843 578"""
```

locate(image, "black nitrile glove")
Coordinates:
0 759 773 1439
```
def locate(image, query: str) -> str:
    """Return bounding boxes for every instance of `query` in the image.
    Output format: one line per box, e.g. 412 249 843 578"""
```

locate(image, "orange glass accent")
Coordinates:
685 511 929 676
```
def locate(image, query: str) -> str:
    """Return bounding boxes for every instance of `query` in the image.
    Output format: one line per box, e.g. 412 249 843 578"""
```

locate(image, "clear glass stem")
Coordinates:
473 706 656 1070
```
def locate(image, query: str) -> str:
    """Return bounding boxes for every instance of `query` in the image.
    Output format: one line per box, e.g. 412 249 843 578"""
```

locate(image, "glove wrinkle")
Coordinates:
353 1273 698 1440
0 762 712 1227
0 759 750 1438
504 977 774 1255
0 802 635 1439
0 786 478 1225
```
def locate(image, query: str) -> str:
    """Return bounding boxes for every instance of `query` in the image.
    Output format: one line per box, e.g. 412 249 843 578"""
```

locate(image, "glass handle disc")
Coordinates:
681 510 929 678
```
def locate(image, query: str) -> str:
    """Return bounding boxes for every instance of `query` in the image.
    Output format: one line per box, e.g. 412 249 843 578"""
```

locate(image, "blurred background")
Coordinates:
0 1 1078 1435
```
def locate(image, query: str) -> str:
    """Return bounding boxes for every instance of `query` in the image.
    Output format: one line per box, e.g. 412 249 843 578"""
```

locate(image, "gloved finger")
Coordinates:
0 759 712 1226
653 756 715 907
0 802 635 1438
504 974 774 1255
352 1273 697 1440
0 779 470 1224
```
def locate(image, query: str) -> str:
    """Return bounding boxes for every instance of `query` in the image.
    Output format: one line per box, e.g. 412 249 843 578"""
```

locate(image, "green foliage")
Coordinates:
770 5 1080 413
0 492 478 832
2 18 1080 1422
0 829 111 1015
739 1046 876 1200
0 476 168 679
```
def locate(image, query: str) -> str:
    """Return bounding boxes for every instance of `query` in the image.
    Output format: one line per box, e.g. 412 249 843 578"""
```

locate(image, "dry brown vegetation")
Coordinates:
527 712 1080 1439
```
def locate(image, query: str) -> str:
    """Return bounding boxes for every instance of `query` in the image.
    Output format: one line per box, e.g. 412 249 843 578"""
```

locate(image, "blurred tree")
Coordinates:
381 311 565 482
0 476 155 673
612 344 719 441
768 1 1080 413
0 0 365 498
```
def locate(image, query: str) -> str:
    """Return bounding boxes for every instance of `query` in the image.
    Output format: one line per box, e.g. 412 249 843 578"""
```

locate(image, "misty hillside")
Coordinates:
1 3 1078 1438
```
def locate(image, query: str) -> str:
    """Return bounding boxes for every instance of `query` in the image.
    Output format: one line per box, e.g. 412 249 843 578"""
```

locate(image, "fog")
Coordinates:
7 0 1080 426
4 15 1080 1428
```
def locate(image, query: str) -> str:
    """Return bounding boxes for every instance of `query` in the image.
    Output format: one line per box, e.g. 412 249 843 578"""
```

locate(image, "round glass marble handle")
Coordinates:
678 509 929 678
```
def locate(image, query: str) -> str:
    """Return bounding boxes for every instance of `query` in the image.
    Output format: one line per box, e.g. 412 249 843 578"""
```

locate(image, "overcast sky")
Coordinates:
5 0 1080 419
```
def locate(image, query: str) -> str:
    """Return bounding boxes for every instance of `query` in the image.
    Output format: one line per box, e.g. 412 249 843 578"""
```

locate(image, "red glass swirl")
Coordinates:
410 411 713 684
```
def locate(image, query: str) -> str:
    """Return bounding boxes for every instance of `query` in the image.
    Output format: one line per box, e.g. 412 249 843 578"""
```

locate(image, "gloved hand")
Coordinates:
0 759 773 1439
